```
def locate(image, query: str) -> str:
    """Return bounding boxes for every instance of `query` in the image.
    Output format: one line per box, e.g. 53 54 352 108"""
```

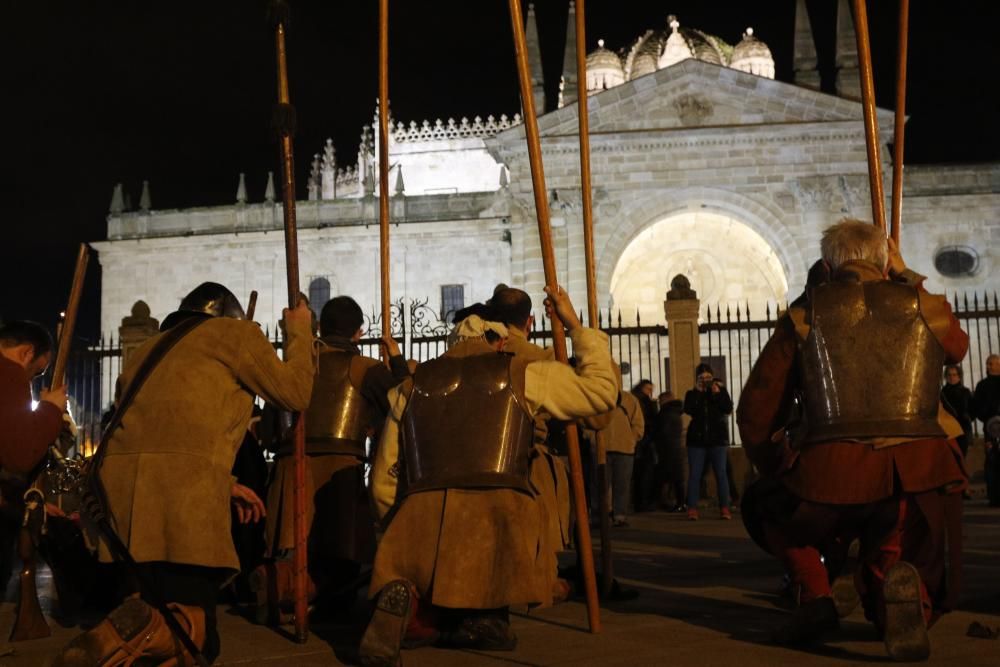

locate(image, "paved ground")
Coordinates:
1 498 997 666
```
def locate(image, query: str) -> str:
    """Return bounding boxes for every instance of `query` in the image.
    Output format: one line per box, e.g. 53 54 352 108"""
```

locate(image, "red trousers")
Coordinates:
763 492 959 629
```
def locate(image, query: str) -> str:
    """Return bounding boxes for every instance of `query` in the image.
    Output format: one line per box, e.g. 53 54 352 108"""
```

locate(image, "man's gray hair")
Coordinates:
820 219 888 271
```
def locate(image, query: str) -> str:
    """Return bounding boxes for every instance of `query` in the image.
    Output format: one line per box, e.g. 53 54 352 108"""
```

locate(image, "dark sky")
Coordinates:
3 0 998 340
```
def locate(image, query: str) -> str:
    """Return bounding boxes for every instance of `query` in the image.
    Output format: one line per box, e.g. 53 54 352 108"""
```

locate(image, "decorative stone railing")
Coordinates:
390 114 522 143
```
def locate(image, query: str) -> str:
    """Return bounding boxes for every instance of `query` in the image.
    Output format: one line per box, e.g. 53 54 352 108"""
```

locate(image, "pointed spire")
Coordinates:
308 153 321 201
499 165 509 188
835 0 860 100
264 171 275 202
793 0 820 90
394 165 405 196
559 1 578 109
139 180 151 211
236 173 247 204
526 3 546 113
321 139 336 199
109 183 124 214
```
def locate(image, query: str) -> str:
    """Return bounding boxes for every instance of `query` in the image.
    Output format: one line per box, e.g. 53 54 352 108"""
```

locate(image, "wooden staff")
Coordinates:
246 290 259 322
270 2 309 643
573 0 613 599
378 0 391 337
50 243 89 389
508 0 601 633
889 0 909 243
851 0 887 232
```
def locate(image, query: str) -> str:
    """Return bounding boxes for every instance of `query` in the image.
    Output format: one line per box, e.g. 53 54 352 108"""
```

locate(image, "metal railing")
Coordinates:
55 289 1000 453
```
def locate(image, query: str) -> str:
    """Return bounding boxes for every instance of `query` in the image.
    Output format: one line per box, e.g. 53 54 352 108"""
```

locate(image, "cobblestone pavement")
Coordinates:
1 501 998 666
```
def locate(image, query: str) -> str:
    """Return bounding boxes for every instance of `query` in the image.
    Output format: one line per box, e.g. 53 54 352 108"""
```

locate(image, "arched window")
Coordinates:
308 277 331 316
934 246 979 278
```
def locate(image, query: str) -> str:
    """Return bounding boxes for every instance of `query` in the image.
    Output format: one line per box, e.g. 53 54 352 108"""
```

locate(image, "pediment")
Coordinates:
529 58 891 136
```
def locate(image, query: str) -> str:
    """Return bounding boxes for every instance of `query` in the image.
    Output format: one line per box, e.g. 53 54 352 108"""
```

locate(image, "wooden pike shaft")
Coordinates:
508 0 602 634
574 0 613 597
246 290 259 322
851 0 887 232
890 0 909 243
378 0 391 334
51 243 89 389
575 0 598 328
273 19 309 644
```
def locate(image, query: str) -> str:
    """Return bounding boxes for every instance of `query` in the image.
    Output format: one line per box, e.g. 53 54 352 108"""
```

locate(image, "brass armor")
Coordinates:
798 280 946 443
305 350 372 457
401 353 534 495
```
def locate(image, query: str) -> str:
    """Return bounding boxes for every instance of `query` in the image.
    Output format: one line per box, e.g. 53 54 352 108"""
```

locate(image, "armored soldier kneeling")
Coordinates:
358 286 617 667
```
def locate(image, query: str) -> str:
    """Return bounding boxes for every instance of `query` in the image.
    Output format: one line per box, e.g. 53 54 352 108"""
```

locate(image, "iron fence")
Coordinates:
54 289 1000 453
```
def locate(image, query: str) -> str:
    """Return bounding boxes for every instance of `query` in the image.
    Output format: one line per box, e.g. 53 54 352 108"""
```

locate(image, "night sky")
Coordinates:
3 0 998 340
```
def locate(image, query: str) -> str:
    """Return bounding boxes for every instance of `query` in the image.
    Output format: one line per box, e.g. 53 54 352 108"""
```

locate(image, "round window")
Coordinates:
934 246 979 278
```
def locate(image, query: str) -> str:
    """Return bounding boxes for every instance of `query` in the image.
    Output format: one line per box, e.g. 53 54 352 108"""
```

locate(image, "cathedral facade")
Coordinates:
93 3 999 335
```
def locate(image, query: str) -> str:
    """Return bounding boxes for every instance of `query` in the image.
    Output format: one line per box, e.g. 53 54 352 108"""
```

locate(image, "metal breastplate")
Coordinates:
304 351 372 457
798 281 946 443
401 353 534 495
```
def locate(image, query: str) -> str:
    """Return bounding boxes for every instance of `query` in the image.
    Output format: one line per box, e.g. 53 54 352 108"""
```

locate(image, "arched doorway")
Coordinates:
610 211 788 324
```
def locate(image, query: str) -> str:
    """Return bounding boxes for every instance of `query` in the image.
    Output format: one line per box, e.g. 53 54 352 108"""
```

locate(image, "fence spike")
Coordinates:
963 292 969 311
636 308 641 327
598 309 603 328
617 310 622 327
745 300 751 321
725 304 731 322
765 301 771 321
974 292 980 311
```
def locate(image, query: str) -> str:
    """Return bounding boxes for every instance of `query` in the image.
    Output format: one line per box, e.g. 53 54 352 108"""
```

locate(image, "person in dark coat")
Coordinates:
940 365 973 459
684 363 734 520
631 380 659 511
973 354 1000 506
653 391 686 511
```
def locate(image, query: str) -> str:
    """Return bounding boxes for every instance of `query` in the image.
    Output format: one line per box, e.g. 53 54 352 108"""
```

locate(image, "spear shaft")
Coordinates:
271 10 309 643
508 0 601 634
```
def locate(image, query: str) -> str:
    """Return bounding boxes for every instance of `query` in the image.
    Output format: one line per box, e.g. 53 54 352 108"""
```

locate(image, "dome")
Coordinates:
586 39 626 93
658 16 693 69
729 27 775 79
657 17 731 70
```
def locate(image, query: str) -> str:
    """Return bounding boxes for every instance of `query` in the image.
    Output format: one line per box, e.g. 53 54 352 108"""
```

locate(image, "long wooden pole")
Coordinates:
51 243 89 389
851 0 887 233
378 0 391 336
575 1 597 328
573 0 613 599
508 0 601 633
272 9 309 643
889 0 909 243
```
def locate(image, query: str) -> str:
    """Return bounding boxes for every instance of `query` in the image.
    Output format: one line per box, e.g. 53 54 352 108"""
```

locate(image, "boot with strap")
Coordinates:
53 597 205 667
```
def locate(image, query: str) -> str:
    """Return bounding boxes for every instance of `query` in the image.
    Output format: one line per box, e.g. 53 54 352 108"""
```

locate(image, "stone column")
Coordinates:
663 274 700 398
118 300 160 370
664 274 703 505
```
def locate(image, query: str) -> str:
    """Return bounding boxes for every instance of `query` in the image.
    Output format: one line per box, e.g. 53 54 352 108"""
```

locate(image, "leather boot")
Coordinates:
53 597 205 667
771 596 839 645
248 561 317 626
883 561 930 662
358 580 415 667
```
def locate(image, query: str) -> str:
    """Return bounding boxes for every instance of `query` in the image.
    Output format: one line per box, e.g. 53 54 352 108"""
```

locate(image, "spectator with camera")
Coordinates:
683 363 734 520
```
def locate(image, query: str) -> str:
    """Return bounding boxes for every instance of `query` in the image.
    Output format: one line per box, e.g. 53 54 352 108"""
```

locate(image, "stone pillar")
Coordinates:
118 300 160 370
664 274 703 505
663 274 700 398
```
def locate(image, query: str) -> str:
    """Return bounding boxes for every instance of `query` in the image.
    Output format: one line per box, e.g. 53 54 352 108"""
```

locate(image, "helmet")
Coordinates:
177 282 246 319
